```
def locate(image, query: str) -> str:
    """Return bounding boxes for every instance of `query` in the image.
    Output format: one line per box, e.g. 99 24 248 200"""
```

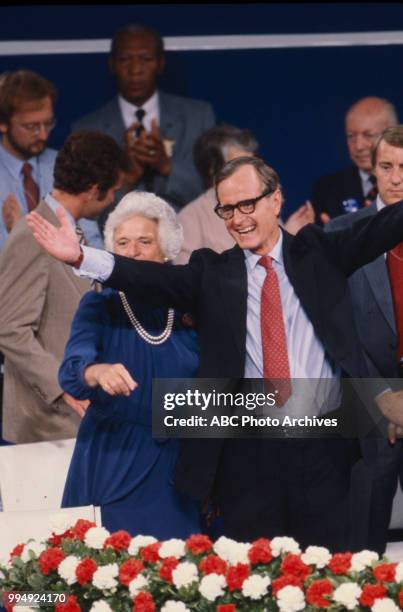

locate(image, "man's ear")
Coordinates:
272 188 283 217
108 55 116 76
0 122 8 135
157 54 166 76
83 184 99 202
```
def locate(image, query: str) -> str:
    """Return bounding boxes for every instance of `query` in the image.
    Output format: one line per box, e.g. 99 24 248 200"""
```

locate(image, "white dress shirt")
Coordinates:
118 91 160 132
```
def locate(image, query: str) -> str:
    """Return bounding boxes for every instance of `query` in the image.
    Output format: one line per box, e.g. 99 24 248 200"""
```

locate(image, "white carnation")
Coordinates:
128 535 157 556
242 574 271 599
333 582 362 609
161 602 190 612
213 536 250 564
351 550 379 572
301 546 331 568
92 563 119 590
21 540 46 561
49 512 75 535
128 574 149 596
199 573 226 601
395 561 403 582
372 599 400 612
14 607 36 612
85 527 110 550
90 601 113 612
271 537 301 557
172 561 199 588
58 555 80 585
277 585 306 612
159 538 186 559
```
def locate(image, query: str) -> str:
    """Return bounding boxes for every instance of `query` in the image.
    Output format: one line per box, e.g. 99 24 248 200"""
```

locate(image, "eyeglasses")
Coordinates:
214 189 273 220
16 118 56 135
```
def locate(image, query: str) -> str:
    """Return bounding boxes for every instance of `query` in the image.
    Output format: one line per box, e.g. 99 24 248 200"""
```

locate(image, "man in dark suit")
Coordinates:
27 156 403 551
312 97 398 223
73 24 215 219
326 125 403 554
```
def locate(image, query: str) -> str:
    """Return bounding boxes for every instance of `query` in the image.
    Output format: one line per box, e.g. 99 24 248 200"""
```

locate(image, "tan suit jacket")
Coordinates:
0 201 93 443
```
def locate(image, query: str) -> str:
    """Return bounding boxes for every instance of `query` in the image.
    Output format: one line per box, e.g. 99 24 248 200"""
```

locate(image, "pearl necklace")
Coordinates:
119 291 174 345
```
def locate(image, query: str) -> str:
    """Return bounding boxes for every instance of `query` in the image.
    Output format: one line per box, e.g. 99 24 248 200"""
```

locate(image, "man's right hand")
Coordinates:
2 193 22 232
62 392 90 418
26 206 80 264
375 390 403 441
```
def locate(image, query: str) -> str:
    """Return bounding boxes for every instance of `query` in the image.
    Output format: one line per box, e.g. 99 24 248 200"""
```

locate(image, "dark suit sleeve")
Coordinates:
105 250 206 314
311 200 403 277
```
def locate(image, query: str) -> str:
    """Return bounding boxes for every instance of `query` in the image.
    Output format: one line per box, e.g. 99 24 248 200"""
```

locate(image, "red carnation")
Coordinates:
75 557 97 585
373 562 397 583
104 529 132 552
186 534 213 555
55 595 81 612
306 579 334 608
9 543 24 560
217 606 236 612
119 559 145 586
248 538 273 565
133 592 155 612
72 519 96 541
199 554 228 576
281 554 311 580
327 552 352 575
226 563 250 592
159 556 179 583
359 583 388 607
39 547 65 575
272 574 302 596
140 542 161 563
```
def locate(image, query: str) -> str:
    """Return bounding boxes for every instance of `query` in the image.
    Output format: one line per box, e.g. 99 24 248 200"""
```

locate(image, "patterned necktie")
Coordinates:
75 224 87 246
22 162 40 211
135 108 146 137
363 175 378 207
387 243 403 366
258 255 292 406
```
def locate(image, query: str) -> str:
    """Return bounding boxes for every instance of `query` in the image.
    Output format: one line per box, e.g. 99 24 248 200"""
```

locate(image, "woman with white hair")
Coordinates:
59 192 201 538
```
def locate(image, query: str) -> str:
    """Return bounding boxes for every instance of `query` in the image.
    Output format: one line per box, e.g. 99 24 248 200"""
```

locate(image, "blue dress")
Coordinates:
59 288 201 539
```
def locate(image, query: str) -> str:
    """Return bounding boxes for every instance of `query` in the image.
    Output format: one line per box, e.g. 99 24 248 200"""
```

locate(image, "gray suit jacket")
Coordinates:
0 201 93 443
326 203 398 381
72 91 216 209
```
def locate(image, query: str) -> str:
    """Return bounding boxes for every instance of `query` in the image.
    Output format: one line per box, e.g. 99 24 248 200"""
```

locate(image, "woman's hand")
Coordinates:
84 363 138 396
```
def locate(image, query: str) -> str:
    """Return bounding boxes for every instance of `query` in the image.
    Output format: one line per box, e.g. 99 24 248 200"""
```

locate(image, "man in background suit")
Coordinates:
312 96 398 223
27 155 403 550
0 130 126 443
73 24 216 223
326 125 403 553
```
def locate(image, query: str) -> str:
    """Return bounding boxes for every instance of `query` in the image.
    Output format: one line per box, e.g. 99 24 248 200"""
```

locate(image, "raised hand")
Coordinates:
127 119 171 177
284 200 315 235
26 206 80 264
84 363 138 396
2 193 22 233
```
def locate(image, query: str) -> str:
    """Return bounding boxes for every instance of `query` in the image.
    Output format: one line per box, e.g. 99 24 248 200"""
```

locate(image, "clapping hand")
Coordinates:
84 363 138 397
125 119 171 178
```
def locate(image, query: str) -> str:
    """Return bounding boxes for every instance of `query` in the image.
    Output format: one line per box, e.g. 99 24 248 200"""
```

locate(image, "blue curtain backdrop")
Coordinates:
1 3 402 217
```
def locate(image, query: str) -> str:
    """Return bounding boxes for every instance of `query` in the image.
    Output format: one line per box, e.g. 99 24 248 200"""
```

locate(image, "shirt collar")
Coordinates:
244 229 284 272
118 91 159 129
376 194 386 212
45 193 76 228
0 138 40 180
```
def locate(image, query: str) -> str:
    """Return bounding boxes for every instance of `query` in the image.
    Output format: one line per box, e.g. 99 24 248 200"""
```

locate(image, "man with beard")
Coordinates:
0 70 102 250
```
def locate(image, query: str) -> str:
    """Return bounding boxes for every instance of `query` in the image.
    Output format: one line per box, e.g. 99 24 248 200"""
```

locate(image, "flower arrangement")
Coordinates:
1 515 403 611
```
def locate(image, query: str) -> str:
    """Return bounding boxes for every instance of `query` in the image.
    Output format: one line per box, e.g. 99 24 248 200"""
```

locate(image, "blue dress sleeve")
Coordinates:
58 290 112 400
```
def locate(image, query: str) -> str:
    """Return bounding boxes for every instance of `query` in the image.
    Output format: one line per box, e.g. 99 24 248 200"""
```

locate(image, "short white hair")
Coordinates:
103 191 183 261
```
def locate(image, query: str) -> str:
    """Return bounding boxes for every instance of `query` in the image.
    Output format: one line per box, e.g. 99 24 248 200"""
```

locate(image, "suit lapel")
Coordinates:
363 257 395 333
219 246 248 359
158 91 185 148
282 230 322 333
